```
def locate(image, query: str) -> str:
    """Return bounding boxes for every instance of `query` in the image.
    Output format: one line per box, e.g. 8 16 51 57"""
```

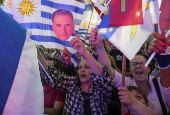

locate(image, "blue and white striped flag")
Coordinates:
11 0 85 53
78 1 101 45
78 28 90 40
11 0 85 67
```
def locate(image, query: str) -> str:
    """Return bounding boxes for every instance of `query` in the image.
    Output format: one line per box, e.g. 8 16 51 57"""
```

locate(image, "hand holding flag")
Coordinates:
145 30 170 67
89 27 103 48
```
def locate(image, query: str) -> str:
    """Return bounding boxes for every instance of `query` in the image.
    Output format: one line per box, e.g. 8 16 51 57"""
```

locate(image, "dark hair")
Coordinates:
127 86 148 104
38 47 44 55
107 55 117 69
52 9 73 23
136 52 149 61
48 57 64 73
54 51 61 57
135 52 156 74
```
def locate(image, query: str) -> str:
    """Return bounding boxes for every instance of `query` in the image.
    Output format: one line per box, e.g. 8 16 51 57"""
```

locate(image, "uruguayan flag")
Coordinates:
11 0 85 53
78 1 101 45
11 0 85 67
78 28 90 40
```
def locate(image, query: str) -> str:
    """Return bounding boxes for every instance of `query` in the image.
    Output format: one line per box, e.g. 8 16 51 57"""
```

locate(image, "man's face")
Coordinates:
52 14 74 41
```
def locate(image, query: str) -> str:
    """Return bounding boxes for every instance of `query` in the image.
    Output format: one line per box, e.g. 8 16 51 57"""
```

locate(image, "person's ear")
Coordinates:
52 24 55 32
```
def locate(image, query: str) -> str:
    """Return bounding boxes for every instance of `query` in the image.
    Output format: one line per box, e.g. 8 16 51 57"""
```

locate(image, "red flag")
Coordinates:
110 0 143 27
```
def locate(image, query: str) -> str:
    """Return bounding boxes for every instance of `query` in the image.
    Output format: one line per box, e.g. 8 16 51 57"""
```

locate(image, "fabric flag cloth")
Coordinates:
78 1 101 45
11 0 85 52
0 0 13 18
11 0 85 67
98 0 154 60
0 8 43 115
78 2 93 44
94 0 109 12
150 0 159 24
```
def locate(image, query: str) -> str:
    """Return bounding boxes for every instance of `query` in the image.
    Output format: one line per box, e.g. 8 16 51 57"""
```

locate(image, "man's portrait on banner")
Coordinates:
52 9 75 41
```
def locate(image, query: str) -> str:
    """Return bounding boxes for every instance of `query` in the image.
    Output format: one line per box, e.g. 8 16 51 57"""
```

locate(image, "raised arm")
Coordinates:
37 46 77 93
89 28 116 80
37 46 48 69
148 32 170 88
62 47 76 76
70 31 104 76
118 87 158 115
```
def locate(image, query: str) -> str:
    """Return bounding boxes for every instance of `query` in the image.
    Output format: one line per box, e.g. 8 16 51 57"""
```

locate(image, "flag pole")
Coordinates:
121 54 126 115
84 2 95 44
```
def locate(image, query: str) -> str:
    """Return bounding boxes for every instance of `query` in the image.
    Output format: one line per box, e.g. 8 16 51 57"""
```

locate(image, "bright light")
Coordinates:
136 11 140 17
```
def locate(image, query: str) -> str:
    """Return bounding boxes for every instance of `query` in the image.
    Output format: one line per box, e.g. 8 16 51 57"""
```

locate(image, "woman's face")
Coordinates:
78 60 92 84
130 55 150 83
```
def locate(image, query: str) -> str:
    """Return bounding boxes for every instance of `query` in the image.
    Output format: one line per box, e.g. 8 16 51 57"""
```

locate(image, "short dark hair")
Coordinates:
136 52 149 61
127 86 148 105
134 52 155 74
52 9 73 23
48 57 64 72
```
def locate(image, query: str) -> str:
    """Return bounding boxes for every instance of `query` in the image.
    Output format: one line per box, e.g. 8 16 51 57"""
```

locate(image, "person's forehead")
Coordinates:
131 55 146 62
54 14 72 21
130 90 142 96
79 60 88 65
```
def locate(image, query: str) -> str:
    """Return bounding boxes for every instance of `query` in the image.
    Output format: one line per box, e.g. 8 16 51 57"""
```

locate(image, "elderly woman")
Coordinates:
38 32 112 115
90 27 170 115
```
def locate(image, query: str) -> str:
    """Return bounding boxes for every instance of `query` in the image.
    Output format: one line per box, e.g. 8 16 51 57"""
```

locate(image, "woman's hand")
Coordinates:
118 87 135 106
62 47 71 65
89 27 103 48
70 31 88 58
148 32 170 54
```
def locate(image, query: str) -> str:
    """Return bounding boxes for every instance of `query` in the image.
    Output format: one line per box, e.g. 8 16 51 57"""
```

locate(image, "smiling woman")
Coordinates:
89 26 170 115
111 52 170 115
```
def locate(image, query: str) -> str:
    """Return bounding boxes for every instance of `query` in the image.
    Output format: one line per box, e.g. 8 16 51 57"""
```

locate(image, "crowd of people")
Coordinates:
36 27 170 115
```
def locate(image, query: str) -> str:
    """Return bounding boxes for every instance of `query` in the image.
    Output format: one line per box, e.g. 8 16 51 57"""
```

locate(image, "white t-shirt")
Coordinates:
112 70 170 115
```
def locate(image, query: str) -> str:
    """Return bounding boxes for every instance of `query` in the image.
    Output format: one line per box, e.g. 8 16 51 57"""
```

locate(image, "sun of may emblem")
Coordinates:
17 0 37 18
6 0 12 9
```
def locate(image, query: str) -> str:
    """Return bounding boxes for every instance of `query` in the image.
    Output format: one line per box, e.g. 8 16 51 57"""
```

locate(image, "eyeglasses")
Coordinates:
130 61 146 68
